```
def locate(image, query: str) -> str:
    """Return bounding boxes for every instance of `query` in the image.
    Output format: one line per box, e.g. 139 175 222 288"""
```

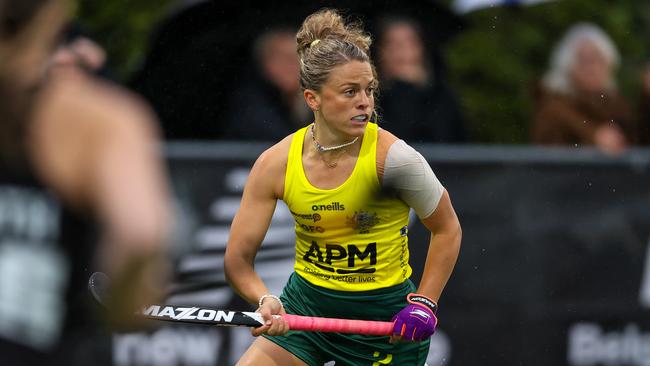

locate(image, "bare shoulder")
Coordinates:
377 128 400 153
256 134 293 168
249 134 294 198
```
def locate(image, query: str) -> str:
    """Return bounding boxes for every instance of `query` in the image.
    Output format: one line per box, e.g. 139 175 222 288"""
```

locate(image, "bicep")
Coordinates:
420 190 460 235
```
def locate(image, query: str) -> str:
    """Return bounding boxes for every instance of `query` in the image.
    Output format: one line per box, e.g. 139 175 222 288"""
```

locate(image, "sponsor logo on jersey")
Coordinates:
311 202 345 211
290 210 321 222
298 223 325 233
303 240 376 274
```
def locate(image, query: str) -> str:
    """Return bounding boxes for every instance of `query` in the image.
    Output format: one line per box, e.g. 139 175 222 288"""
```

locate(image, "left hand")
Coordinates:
390 293 438 342
251 295 289 336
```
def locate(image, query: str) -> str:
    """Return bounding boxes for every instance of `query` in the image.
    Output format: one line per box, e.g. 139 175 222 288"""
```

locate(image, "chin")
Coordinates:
348 120 368 134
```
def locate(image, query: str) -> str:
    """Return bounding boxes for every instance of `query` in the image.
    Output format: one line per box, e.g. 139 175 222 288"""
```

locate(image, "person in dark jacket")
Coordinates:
223 27 311 141
375 16 466 144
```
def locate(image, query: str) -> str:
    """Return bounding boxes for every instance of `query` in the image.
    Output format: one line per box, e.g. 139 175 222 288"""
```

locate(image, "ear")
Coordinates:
303 89 321 112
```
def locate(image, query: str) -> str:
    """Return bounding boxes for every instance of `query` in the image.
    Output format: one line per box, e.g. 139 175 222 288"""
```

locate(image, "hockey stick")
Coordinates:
88 272 393 336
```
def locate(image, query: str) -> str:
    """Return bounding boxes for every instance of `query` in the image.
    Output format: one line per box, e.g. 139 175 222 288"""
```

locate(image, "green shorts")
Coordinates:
263 273 430 366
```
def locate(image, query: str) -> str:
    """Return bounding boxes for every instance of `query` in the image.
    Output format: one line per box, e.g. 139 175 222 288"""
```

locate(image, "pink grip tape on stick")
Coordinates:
283 314 393 335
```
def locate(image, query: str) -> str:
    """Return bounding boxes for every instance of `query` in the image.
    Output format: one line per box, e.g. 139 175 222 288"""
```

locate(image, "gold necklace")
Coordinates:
310 124 357 168
310 124 358 152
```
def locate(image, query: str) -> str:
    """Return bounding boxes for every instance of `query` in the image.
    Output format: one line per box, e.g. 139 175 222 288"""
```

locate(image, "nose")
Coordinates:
356 90 371 110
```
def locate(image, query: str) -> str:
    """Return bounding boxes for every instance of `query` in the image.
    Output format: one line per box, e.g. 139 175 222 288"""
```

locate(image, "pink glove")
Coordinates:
391 293 438 341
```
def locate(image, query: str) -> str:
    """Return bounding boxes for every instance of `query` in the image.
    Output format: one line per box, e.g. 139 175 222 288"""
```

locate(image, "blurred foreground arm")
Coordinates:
32 70 173 329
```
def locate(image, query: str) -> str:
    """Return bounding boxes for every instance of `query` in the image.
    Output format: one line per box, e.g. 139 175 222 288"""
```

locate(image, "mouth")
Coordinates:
351 114 369 123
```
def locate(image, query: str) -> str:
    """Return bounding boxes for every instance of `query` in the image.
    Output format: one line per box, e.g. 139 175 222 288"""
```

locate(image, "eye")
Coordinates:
344 89 356 97
365 87 375 96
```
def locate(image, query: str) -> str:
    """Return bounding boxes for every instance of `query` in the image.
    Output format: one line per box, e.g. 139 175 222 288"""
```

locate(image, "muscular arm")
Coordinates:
31 72 173 327
417 190 461 302
377 130 461 302
224 140 291 336
224 139 289 305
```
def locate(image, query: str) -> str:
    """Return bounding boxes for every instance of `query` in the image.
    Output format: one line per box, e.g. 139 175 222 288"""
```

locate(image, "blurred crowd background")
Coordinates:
69 0 650 150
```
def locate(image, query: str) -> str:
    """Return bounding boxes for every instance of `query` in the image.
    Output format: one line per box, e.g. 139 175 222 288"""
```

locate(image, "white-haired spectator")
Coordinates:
542 23 620 95
531 22 636 154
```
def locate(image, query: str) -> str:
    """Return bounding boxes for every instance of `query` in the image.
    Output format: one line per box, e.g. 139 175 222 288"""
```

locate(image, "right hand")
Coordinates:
390 293 438 343
594 124 627 155
251 296 289 336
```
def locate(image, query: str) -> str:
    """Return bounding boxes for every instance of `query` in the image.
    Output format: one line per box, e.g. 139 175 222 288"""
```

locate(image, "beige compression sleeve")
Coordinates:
382 140 444 218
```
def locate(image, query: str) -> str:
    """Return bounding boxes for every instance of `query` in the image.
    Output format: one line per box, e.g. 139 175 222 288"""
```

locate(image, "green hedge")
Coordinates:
75 0 174 80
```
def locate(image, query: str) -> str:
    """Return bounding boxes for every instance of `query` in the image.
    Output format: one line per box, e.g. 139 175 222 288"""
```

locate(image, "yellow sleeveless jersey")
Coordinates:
283 123 412 291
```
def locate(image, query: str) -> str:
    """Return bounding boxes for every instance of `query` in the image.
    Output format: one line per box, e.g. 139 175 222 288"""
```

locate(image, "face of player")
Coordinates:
313 60 376 139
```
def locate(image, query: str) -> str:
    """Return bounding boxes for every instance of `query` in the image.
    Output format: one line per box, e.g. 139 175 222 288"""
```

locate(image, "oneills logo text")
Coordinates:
312 202 345 211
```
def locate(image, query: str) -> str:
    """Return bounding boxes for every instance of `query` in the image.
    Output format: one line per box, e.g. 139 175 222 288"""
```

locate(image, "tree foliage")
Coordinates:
74 0 174 80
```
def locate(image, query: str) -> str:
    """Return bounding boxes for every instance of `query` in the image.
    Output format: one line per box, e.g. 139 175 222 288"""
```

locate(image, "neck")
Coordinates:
310 123 359 153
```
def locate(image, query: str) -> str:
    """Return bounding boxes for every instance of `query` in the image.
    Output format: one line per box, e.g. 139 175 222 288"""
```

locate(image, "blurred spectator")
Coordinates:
531 23 635 154
128 1 462 140
223 27 310 141
637 63 650 145
375 16 466 143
